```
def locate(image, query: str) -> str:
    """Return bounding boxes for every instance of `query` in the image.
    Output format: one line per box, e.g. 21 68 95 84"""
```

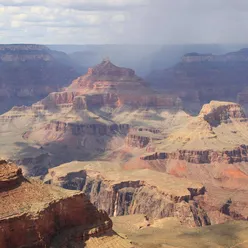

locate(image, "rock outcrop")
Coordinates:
126 127 163 148
0 160 23 189
0 160 132 248
200 101 246 125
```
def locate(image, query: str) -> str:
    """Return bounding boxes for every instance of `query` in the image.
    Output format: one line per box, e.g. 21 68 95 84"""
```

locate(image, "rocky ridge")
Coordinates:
147 48 248 106
0 44 79 114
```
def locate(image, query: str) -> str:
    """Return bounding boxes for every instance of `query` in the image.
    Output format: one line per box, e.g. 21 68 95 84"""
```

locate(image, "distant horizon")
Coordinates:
0 43 248 46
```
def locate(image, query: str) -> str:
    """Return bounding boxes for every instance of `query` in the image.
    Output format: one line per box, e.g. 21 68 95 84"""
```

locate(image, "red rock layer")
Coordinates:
0 162 113 248
141 145 248 164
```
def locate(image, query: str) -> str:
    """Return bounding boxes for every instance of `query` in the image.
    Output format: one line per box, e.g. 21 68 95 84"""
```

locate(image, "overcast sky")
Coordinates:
0 0 247 44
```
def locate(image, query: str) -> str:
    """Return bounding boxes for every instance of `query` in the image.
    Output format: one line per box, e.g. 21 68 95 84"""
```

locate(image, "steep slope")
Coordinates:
0 44 79 114
0 160 133 248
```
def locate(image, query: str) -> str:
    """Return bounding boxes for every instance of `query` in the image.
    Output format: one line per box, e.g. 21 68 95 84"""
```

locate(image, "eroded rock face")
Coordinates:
88 59 136 78
46 165 209 228
126 127 163 148
200 101 246 126
0 160 23 189
0 161 115 248
44 121 130 136
141 145 248 164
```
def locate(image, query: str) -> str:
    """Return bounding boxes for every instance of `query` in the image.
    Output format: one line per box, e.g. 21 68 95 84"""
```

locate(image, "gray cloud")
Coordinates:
0 0 248 44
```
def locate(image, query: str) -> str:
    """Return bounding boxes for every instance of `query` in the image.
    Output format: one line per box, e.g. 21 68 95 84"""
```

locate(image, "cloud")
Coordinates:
0 0 247 44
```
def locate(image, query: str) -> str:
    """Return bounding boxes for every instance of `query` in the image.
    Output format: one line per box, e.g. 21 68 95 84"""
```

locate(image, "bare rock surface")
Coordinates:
0 160 132 248
45 161 209 227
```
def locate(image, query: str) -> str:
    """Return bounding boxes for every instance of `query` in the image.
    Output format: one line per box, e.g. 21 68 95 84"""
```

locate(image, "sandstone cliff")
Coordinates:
45 161 209 228
0 160 132 248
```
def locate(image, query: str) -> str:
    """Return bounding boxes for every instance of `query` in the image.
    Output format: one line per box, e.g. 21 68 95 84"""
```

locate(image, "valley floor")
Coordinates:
112 215 248 248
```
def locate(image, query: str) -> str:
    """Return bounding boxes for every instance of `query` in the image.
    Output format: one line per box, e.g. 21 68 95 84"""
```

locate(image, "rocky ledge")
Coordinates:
141 145 248 164
200 101 246 126
0 160 23 189
182 49 248 63
0 161 124 248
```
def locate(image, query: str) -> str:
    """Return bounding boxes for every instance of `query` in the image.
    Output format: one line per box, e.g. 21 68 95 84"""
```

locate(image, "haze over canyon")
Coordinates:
2 0 248 247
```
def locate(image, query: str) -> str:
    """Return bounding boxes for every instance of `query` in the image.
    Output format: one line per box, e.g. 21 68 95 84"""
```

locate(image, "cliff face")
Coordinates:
0 160 121 248
140 145 248 164
44 121 130 136
200 101 246 125
126 127 163 148
16 60 182 113
46 163 209 228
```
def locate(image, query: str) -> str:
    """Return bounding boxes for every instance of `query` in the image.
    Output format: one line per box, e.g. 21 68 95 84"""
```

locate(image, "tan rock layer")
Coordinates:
45 121 130 136
47 170 208 227
141 145 248 164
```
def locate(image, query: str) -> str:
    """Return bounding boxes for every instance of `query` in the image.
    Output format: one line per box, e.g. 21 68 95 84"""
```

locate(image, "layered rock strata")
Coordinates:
0 160 124 248
45 161 209 227
141 145 248 164
147 48 248 104
44 121 130 136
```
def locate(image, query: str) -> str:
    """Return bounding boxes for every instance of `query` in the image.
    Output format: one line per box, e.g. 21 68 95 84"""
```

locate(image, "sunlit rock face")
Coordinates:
0 160 119 248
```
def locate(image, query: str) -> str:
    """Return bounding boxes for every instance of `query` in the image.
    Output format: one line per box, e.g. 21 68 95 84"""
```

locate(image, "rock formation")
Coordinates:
0 44 80 114
0 60 185 175
0 160 133 248
147 48 248 108
45 161 209 228
121 101 248 224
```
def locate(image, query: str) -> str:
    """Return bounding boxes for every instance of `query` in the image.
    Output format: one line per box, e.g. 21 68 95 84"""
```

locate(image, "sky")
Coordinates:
0 0 248 44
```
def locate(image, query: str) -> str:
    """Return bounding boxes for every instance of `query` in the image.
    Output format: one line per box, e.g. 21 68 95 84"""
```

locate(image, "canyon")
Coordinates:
45 161 208 227
2 52 248 247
